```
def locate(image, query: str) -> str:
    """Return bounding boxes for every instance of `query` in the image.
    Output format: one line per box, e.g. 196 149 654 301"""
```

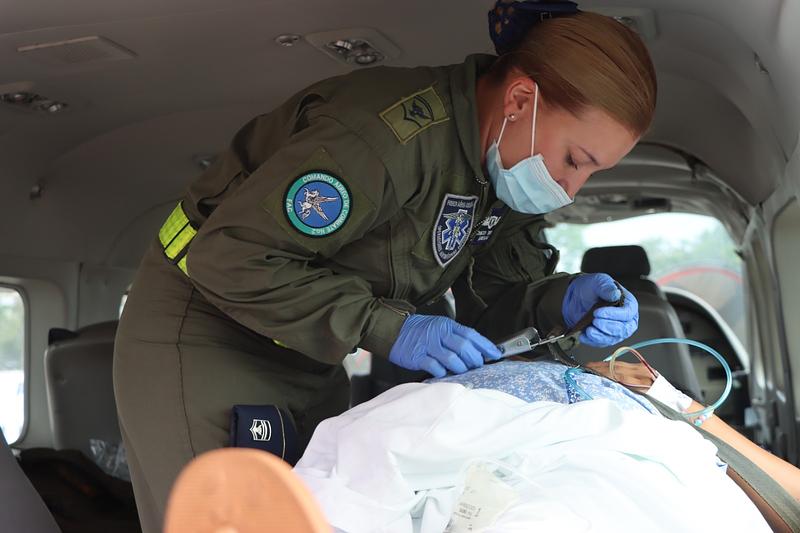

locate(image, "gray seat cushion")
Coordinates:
45 321 120 456
0 429 59 533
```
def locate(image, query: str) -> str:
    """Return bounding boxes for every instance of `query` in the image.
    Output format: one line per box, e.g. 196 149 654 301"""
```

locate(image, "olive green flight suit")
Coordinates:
113 54 571 533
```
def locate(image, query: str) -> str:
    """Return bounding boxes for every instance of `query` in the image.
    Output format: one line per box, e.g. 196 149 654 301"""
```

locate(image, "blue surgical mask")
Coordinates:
486 84 573 214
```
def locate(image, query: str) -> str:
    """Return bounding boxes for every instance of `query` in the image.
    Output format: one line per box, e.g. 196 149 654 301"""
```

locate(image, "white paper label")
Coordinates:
445 463 520 532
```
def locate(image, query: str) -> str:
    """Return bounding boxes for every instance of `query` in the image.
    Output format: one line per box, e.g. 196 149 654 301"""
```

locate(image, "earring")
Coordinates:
508 113 517 121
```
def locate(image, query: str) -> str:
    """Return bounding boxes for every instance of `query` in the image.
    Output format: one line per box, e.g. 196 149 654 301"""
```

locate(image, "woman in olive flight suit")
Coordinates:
114 2 657 530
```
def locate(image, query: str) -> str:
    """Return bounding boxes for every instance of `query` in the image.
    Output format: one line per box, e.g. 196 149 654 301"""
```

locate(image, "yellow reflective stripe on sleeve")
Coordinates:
158 202 197 273
159 203 189 249
177 256 189 275
164 224 197 260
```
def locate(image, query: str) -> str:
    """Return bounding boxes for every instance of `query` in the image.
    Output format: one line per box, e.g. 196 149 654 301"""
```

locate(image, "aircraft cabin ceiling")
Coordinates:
0 0 798 266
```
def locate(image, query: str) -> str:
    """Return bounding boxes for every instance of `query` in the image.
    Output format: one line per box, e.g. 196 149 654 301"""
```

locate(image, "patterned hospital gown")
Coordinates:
428 359 660 415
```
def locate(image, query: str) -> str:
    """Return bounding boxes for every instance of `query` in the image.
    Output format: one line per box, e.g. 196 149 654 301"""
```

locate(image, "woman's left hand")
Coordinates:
584 361 655 390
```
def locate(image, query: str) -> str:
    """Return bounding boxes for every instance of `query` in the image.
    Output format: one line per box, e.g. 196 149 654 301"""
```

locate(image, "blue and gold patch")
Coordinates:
432 194 478 267
284 172 351 237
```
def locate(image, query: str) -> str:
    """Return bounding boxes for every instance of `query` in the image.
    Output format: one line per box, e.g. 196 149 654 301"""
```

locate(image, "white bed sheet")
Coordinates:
294 382 769 533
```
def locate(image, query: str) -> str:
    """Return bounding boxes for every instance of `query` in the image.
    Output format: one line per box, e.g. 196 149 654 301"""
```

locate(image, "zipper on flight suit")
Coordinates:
466 174 490 243
378 298 412 318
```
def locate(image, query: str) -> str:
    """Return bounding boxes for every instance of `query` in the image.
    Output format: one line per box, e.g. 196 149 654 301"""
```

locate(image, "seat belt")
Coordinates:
648 397 800 533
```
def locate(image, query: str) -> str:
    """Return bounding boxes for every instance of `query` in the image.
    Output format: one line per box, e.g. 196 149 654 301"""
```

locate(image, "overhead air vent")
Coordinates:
305 28 400 67
1 91 68 114
17 36 136 66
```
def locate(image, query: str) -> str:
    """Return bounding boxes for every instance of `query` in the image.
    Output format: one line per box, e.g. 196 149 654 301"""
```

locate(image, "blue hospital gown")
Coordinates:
428 359 660 415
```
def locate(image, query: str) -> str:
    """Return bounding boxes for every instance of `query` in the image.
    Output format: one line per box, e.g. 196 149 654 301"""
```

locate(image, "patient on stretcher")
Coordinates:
291 357 800 533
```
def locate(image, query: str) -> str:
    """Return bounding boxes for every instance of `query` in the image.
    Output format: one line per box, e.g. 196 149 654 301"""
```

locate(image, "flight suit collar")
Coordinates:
449 54 496 186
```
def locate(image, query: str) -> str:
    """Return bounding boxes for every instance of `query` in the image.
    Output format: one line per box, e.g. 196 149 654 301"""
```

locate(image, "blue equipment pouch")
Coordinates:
229 405 300 465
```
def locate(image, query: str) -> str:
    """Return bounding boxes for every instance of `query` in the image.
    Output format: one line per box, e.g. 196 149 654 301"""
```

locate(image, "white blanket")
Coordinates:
294 383 769 533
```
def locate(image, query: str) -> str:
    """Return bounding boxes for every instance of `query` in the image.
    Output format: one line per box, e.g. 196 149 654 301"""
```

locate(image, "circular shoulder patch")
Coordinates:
284 171 351 237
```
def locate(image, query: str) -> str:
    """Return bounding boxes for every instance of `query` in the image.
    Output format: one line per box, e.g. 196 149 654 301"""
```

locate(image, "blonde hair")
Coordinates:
491 12 657 136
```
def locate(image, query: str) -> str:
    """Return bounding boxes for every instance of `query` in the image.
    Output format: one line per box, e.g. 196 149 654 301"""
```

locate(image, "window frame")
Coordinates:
0 283 30 445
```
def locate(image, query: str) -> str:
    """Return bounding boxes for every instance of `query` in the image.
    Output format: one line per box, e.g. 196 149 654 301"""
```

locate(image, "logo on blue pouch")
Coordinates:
432 193 477 267
249 418 272 442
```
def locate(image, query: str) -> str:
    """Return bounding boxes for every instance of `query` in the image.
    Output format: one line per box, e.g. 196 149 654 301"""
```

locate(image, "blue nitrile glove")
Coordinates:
562 273 639 347
389 314 502 378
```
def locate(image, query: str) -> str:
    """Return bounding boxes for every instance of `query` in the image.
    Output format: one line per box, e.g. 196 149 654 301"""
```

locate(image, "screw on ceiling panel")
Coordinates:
38 100 66 113
275 34 301 47
10 92 32 103
193 155 217 170
2 91 34 105
29 183 43 200
354 52 378 65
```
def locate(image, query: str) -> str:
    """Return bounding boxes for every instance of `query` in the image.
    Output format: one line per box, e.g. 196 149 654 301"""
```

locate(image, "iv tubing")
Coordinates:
604 337 732 424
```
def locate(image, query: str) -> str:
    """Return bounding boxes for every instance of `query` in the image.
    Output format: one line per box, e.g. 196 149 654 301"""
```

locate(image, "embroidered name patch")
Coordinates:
432 194 478 267
284 172 351 237
470 207 508 245
379 86 449 144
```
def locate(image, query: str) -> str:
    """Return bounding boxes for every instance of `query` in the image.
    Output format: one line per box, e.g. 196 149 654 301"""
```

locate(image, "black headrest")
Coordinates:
581 245 651 278
47 321 119 346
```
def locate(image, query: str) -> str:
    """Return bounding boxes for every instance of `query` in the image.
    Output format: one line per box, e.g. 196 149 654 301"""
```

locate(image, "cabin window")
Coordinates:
0 286 26 444
546 213 746 347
